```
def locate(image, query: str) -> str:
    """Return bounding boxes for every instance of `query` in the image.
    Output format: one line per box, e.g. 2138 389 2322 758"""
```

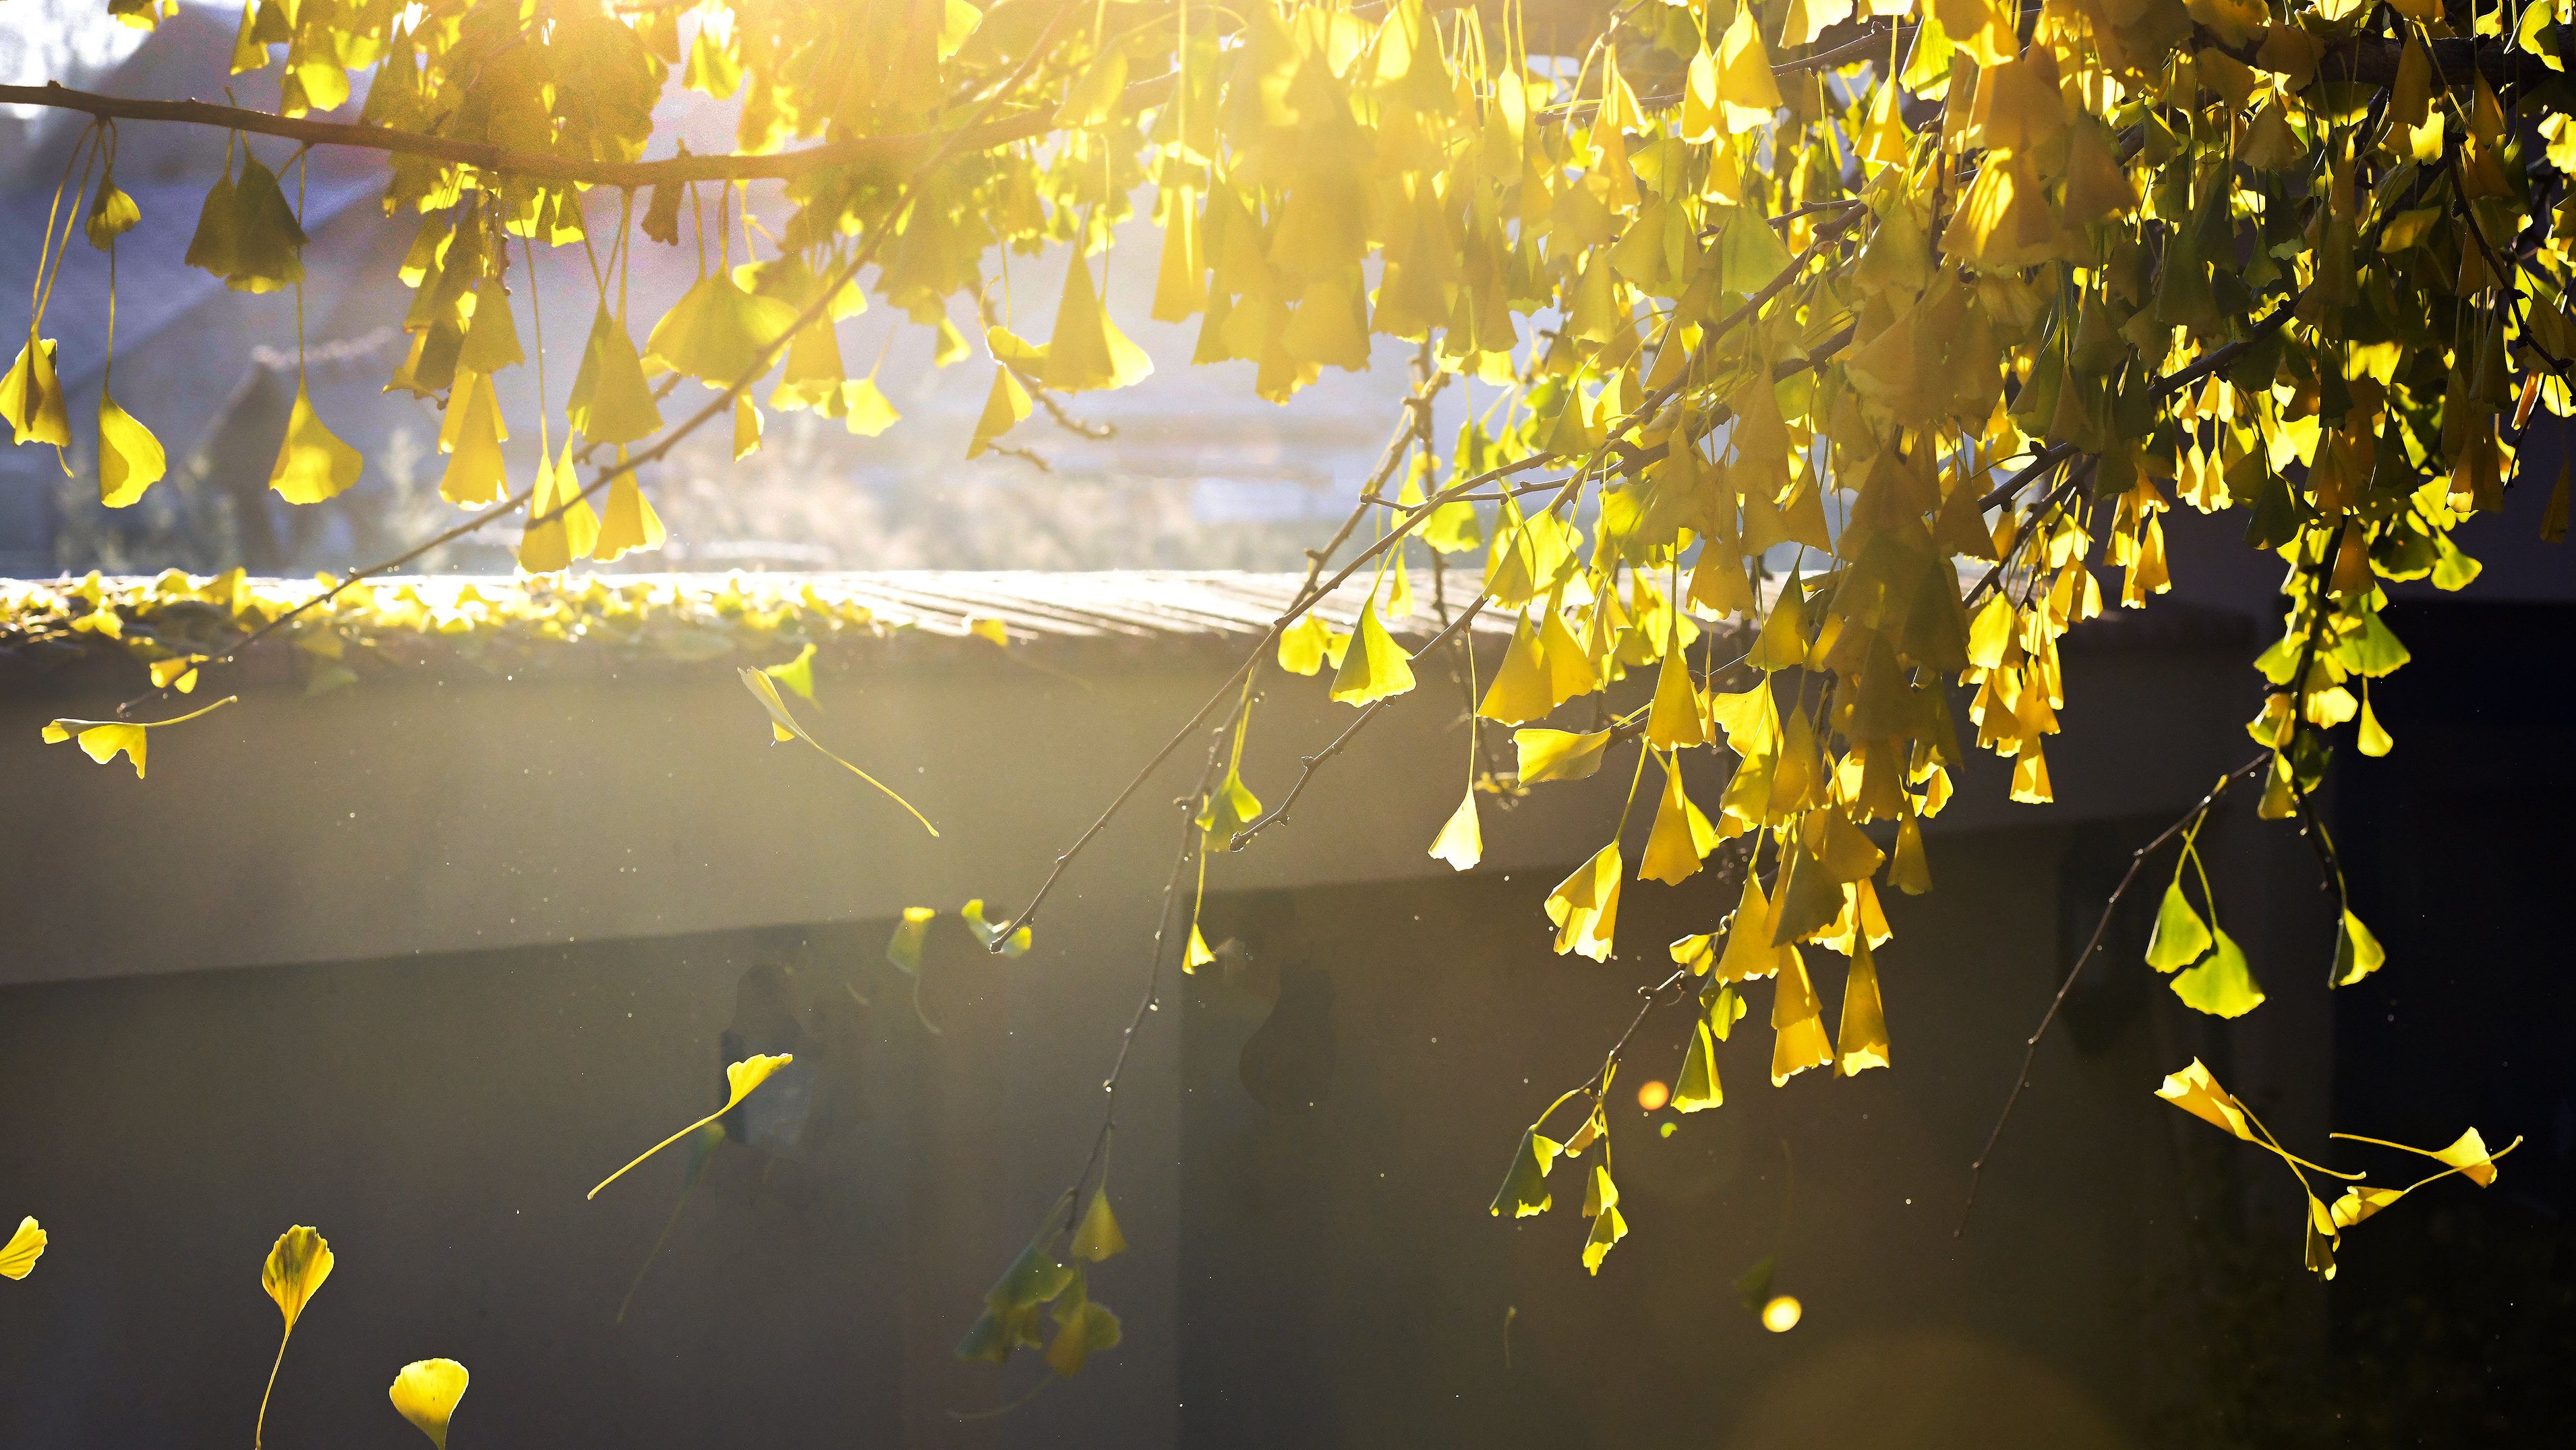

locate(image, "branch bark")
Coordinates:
0 73 1175 187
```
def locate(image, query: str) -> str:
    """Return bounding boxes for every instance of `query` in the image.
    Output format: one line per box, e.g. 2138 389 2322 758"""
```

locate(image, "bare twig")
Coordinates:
111 0 1095 720
1227 596 1490 851
0 72 1177 187
1956 753 2268 1236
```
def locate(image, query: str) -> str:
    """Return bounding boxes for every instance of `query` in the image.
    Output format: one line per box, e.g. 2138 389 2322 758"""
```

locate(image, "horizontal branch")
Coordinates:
0 73 1175 187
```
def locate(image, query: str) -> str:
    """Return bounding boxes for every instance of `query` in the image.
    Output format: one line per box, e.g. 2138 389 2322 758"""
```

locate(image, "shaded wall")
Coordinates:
0 591 2350 1447
1174 818 2333 1450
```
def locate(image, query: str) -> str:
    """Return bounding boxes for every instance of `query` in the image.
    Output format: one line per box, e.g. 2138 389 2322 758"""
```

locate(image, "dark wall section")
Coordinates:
1175 837 2250 1450
2329 600 2576 1445
0 925 929 1449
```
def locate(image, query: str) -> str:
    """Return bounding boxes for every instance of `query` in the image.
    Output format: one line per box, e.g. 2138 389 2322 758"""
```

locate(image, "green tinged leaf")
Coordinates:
2171 929 2266 1017
223 154 307 293
1488 1127 1560 1217
2333 909 2387 987
2144 879 2213 972
886 906 936 975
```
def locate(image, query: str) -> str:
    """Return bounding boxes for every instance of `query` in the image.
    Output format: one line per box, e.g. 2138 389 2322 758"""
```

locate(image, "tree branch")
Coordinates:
0 72 1176 188
1955 753 2268 1236
1226 596 1490 852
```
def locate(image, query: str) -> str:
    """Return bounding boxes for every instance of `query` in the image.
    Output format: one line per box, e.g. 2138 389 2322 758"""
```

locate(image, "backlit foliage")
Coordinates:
2 0 2553 1388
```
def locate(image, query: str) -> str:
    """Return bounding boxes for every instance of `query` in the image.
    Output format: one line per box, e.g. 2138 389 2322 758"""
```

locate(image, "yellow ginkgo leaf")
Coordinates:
887 905 937 973
1643 635 1707 749
1040 246 1154 393
589 1053 794 1200
767 320 846 413
2144 877 2212 970
1476 613 1554 724
1072 1182 1126 1262
565 306 664 446
438 374 510 507
1544 842 1623 961
737 668 939 835
2333 908 2387 987
1043 1288 1122 1376
457 273 523 375
1327 593 1415 705
842 376 901 437
2170 928 2265 1017
86 178 140 248
40 695 237 779
1713 6 1784 132
2155 1057 2255 1141
967 364 1033 458
1514 727 1610 784
388 1358 469 1450
2 334 71 452
1835 936 1890 1075
1673 1016 1722 1112
0 1216 45 1279
1276 612 1333 676
223 154 306 294
593 473 668 562
517 444 600 574
967 616 1009 646
1488 1127 1562 1217
1428 786 1482 871
2433 1126 2506 1186
98 386 167 507
761 642 819 702
256 1225 335 1449
1639 756 1719 886
1768 947 1835 1085
641 269 799 385
270 380 363 504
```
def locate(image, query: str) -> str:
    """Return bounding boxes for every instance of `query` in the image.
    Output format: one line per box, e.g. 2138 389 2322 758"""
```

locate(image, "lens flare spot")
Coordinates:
1761 1294 1803 1333
1636 1079 1671 1111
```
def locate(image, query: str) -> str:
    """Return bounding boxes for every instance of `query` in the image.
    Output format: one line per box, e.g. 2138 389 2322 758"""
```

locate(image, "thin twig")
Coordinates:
1956 753 2267 1236
0 72 1178 187
112 0 1094 720
1227 596 1490 851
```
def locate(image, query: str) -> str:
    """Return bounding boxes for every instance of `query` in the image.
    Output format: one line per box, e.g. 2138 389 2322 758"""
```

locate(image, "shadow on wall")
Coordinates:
1173 849 2208 1450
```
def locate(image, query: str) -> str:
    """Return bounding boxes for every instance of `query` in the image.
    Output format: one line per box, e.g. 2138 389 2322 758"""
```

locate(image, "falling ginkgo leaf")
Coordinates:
388 1358 469 1450
588 1054 793 1200
256 1225 335 1449
737 667 938 836
40 696 237 778
1 1216 45 1279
